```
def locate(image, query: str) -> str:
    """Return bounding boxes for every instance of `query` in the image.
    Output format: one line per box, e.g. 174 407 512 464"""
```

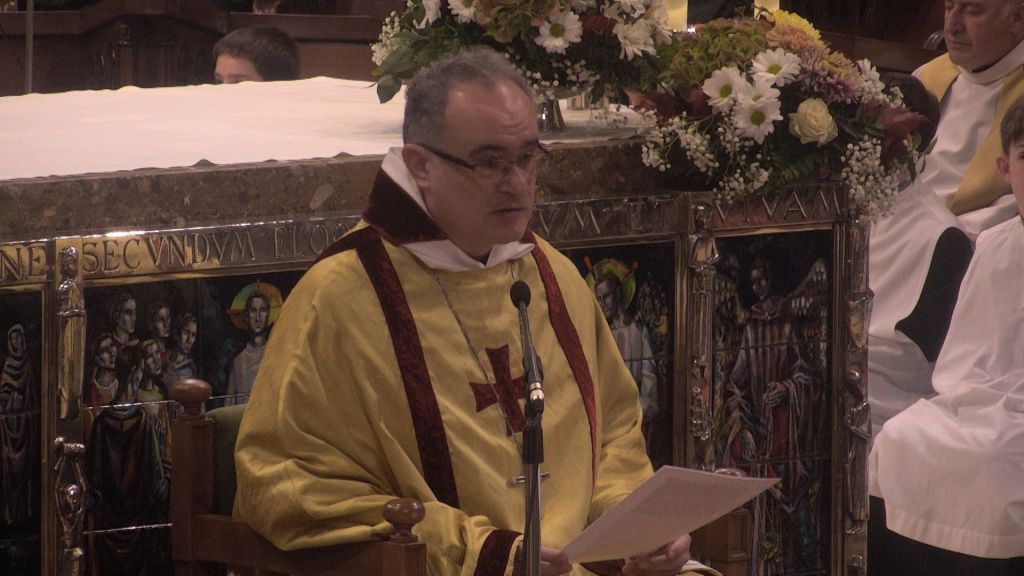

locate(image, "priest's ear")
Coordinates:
402 144 433 193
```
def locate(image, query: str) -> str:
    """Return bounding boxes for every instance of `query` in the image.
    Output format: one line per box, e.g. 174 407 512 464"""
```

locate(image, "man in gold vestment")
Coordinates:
234 48 712 576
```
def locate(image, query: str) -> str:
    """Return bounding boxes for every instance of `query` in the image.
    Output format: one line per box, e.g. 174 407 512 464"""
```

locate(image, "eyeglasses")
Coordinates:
417 142 550 182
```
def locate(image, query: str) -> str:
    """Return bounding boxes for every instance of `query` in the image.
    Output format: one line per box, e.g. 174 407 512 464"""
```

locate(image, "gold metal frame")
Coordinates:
695 183 866 576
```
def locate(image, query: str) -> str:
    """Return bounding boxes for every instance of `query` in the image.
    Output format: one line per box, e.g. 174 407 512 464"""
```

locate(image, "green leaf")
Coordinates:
376 75 402 104
380 48 422 79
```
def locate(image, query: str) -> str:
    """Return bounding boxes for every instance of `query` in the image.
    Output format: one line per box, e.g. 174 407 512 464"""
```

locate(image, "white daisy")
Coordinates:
535 10 584 54
748 76 781 102
448 0 475 24
416 0 442 28
751 48 801 87
732 94 783 144
701 67 750 110
613 20 656 60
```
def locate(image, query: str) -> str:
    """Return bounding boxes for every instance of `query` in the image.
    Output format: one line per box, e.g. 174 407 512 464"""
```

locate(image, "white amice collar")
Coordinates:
959 37 1024 85
380 147 535 272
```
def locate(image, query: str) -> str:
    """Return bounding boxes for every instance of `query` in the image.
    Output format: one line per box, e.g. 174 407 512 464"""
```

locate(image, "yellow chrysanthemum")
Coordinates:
772 10 820 41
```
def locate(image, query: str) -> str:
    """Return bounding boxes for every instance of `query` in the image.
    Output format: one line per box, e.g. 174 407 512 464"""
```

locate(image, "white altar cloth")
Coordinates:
0 77 638 182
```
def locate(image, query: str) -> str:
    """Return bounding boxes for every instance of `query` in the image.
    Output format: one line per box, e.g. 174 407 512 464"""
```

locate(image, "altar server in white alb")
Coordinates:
868 0 1024 440
870 95 1024 575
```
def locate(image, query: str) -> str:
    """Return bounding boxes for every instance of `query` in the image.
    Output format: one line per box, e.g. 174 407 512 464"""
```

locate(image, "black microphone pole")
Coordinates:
510 280 543 576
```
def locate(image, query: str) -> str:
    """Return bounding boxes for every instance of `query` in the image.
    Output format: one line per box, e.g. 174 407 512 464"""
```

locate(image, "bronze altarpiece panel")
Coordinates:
561 240 678 470
0 240 48 576
50 219 360 576
4 183 869 576
683 186 869 576
529 185 870 576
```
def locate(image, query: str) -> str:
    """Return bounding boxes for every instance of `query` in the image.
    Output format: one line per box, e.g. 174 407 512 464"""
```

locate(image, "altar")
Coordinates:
0 76 869 576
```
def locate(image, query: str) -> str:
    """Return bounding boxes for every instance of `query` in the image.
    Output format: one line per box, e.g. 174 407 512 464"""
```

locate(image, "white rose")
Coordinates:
788 98 838 146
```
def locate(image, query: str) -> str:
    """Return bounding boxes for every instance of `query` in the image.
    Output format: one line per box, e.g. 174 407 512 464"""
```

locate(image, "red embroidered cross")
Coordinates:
469 345 526 435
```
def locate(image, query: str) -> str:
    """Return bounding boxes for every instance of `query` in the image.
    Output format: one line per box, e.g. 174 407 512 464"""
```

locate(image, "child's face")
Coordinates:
997 141 1024 214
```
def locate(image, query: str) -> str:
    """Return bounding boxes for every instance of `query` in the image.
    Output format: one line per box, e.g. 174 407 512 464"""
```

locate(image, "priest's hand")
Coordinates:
514 543 571 576
540 546 572 575
621 533 691 576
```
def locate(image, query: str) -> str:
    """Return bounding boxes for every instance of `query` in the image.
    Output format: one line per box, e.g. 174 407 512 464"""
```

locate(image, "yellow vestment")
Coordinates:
235 173 660 576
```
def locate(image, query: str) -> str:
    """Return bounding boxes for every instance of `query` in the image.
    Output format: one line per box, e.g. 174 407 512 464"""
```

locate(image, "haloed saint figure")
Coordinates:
593 266 658 441
227 289 272 404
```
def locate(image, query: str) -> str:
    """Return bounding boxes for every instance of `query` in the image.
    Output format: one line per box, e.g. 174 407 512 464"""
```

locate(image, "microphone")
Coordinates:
510 280 544 414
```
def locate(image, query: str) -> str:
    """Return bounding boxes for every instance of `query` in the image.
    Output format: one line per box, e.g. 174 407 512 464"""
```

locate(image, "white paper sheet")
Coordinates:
562 466 777 563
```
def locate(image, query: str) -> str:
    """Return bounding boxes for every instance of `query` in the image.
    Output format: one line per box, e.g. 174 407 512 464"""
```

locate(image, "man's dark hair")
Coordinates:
881 72 940 153
213 26 300 81
1001 95 1024 153
403 46 535 146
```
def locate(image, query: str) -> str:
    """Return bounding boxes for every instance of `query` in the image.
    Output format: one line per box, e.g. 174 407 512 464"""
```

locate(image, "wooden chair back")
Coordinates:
169 378 427 576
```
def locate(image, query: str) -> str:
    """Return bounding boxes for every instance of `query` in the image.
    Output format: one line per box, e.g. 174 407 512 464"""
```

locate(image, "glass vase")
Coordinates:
538 98 566 132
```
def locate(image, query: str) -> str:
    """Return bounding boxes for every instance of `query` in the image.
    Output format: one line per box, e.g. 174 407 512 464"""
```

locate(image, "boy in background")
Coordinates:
213 26 300 84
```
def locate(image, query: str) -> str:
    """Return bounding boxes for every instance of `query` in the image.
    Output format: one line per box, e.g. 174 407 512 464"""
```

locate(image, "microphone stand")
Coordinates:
510 281 544 576
522 385 543 576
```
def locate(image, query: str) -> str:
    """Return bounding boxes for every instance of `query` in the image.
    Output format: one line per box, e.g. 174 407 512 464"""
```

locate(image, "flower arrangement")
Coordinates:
639 10 927 219
371 0 673 105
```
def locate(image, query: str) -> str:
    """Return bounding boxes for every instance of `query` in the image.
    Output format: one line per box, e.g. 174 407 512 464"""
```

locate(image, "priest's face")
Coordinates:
944 0 1024 72
407 80 540 261
997 141 1024 213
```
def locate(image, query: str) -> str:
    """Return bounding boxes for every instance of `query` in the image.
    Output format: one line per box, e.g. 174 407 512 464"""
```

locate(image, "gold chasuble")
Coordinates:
234 172 656 576
917 54 1024 215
